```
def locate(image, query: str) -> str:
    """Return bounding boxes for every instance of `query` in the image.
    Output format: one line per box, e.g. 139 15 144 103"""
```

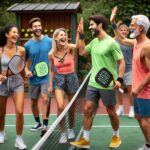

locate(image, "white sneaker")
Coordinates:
116 108 124 116
59 133 67 144
138 144 150 150
15 137 27 149
30 122 42 132
128 108 134 118
0 131 6 144
67 129 75 139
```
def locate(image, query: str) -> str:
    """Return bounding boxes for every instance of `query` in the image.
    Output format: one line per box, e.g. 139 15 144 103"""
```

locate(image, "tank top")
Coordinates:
1 46 18 72
132 40 150 99
53 51 74 74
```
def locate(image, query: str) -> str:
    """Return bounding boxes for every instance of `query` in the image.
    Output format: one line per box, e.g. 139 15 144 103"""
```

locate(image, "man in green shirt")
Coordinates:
70 15 125 149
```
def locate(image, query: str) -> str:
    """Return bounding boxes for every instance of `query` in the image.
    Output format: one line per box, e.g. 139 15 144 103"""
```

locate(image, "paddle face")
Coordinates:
7 55 26 76
95 67 114 87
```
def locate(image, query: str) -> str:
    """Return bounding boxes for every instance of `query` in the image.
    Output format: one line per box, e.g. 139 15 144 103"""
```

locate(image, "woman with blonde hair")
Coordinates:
48 28 79 143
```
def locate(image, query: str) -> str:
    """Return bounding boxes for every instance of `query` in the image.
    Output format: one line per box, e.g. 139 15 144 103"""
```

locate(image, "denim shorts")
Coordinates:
85 86 117 106
0 74 24 96
53 73 79 94
29 82 49 99
134 97 150 117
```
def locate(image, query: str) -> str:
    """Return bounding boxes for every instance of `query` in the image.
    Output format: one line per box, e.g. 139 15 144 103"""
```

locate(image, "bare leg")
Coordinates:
12 91 24 135
41 93 48 120
106 105 119 131
55 89 66 132
0 96 7 131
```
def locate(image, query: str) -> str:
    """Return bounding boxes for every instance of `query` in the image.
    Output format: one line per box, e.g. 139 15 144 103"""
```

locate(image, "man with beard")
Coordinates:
70 15 125 149
110 6 150 150
24 17 52 136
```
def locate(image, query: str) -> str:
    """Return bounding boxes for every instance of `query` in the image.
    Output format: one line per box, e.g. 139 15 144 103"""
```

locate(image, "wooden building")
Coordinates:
7 2 82 45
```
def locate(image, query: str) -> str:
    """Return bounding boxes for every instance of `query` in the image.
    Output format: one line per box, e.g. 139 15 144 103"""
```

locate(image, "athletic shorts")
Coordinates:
85 86 117 106
0 74 24 97
53 73 79 94
134 97 150 117
123 71 132 86
29 82 49 99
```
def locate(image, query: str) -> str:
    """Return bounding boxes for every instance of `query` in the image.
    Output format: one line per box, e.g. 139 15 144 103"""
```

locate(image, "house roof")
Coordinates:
7 2 82 13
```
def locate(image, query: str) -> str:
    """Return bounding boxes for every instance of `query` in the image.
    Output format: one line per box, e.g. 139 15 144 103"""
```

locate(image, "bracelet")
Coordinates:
79 34 85 40
117 77 123 84
111 23 117 29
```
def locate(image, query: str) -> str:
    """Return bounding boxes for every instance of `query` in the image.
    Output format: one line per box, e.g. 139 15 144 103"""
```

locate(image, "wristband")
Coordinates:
79 34 85 40
117 77 123 84
111 23 117 29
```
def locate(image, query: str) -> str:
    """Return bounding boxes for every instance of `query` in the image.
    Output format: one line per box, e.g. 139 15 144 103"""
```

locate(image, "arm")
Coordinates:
77 17 88 56
110 6 134 47
132 44 150 96
115 58 125 89
48 52 54 93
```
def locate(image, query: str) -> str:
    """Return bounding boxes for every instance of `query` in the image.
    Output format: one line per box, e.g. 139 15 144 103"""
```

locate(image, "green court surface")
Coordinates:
0 115 144 150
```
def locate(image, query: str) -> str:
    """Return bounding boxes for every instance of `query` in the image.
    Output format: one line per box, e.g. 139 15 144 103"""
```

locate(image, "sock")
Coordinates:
16 135 22 139
83 130 90 141
43 119 48 127
35 116 41 124
146 144 150 147
113 129 119 136
118 105 123 110
130 106 134 110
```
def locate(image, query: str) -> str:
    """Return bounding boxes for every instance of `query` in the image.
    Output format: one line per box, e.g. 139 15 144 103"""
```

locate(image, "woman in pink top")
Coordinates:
48 28 79 144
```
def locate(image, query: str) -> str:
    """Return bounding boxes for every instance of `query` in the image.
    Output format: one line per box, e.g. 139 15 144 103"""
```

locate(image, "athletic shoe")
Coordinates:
128 108 134 118
116 108 124 116
59 133 67 144
15 137 27 150
138 144 150 150
67 129 75 139
30 122 42 131
0 131 6 144
70 137 90 149
109 135 122 148
40 125 48 137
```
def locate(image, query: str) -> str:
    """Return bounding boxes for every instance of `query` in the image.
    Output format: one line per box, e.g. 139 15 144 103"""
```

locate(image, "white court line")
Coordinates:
92 125 139 128
5 124 139 128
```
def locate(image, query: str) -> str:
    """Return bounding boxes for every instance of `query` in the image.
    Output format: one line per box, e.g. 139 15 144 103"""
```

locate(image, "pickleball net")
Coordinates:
32 71 91 150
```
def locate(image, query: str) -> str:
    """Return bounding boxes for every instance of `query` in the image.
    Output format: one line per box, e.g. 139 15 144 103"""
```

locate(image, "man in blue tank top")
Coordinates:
24 17 52 136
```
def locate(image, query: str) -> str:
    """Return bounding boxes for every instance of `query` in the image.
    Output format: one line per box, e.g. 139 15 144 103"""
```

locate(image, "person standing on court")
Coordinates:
24 17 52 136
48 28 79 143
114 23 134 118
0 25 27 149
110 6 150 150
70 15 125 149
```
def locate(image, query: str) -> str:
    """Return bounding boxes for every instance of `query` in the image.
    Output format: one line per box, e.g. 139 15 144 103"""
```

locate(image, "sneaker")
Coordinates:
15 137 27 150
59 133 67 144
70 137 90 149
40 125 48 137
67 129 75 139
128 108 134 118
116 108 124 116
109 135 122 148
0 131 6 144
138 144 150 150
30 122 42 131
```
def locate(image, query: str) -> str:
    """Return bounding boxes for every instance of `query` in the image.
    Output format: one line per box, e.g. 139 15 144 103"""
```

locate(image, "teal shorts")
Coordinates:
134 97 150 117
